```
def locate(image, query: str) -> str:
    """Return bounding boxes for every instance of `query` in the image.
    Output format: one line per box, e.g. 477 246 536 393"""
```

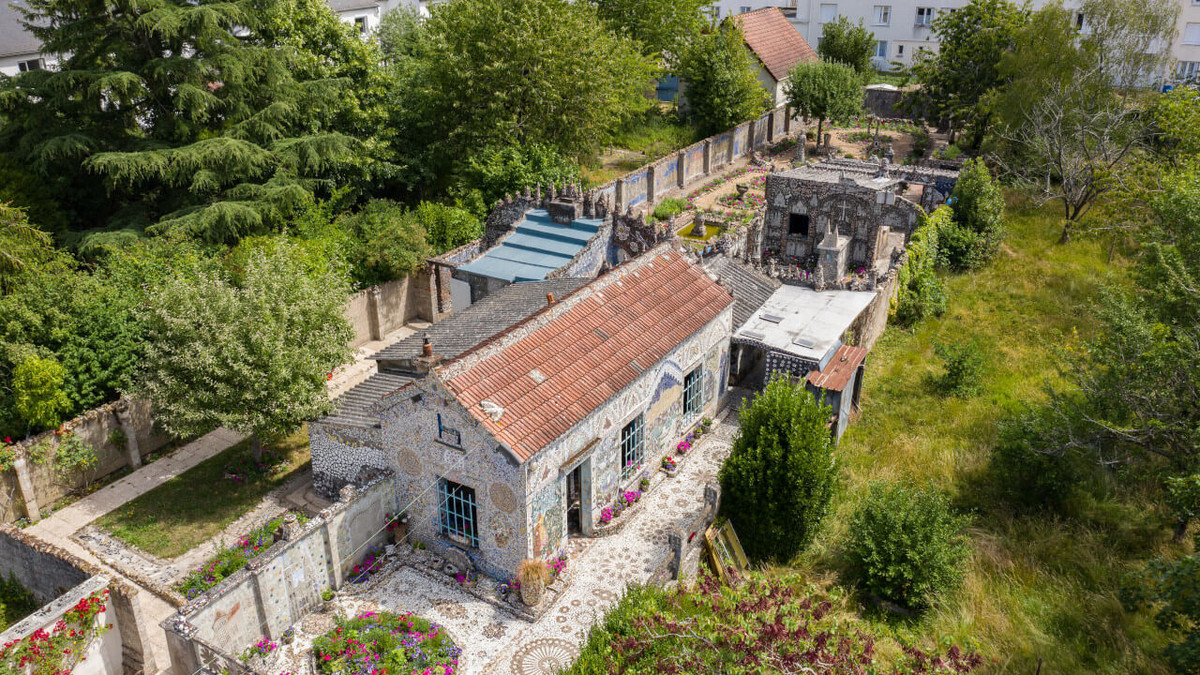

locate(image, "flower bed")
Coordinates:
348 544 386 584
240 637 277 662
683 167 768 211
176 513 309 599
0 590 111 674
313 611 461 675
716 192 765 210
841 130 894 145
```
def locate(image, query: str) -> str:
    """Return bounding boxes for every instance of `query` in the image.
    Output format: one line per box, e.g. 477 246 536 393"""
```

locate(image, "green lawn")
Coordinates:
792 194 1184 673
97 428 311 559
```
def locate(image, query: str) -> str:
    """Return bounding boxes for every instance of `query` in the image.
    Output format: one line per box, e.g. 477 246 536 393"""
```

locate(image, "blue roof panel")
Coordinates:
456 209 605 283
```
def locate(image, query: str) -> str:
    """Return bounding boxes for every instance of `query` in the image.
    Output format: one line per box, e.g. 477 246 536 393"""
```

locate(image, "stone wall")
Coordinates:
4 398 171 523
548 218 613 280
163 478 396 675
345 266 445 348
848 255 903 352
0 525 157 674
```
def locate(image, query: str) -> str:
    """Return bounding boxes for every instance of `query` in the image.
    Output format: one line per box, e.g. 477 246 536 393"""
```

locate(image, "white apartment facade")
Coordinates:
711 0 1198 83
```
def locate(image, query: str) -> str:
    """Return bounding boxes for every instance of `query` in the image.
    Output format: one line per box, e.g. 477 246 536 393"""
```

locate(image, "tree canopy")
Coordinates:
676 23 770 136
587 0 709 66
783 61 863 147
817 16 876 76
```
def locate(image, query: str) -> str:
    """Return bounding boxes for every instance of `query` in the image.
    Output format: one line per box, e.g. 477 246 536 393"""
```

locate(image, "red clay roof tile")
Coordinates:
733 7 818 82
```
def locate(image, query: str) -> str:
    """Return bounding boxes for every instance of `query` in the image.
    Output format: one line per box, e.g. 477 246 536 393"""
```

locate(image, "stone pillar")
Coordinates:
728 132 736 165
668 530 683 580
109 584 157 675
13 455 39 522
747 119 757 152
614 179 625 213
246 557 273 640
784 107 793 134
164 627 202 675
114 399 142 469
323 518 344 590
703 140 712 175
366 286 383 341
677 151 686 189
646 165 657 206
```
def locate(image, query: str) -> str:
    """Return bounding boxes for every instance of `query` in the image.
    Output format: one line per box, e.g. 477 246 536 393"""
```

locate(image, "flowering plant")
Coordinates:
0 589 111 674
0 438 17 474
240 637 278 662
600 506 615 524
498 578 521 595
349 544 386 583
177 513 308 598
676 440 690 454
548 553 567 577
454 570 476 585
622 490 641 505
313 611 461 675
661 456 677 471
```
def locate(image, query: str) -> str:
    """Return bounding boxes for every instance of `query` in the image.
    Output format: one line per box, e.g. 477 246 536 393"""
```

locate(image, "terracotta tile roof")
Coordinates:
807 345 868 392
732 7 818 82
441 249 733 463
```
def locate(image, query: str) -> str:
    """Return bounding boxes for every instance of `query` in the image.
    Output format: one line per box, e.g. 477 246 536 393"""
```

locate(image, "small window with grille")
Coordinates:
437 413 462 447
620 414 644 479
683 367 703 416
438 478 479 547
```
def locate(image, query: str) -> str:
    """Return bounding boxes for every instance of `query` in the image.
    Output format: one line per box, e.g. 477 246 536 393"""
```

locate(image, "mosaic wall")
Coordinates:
622 169 649 208
685 144 706 182
549 220 611 280
654 156 678 199
733 123 749 157
712 133 731 169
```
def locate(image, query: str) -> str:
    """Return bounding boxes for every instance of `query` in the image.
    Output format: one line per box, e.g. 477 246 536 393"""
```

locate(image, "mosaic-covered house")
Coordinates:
310 248 734 579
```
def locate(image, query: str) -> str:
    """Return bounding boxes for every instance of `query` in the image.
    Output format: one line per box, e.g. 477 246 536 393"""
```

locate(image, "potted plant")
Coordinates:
281 627 295 645
385 511 409 545
320 587 334 612
661 455 678 476
639 471 651 492
518 559 550 607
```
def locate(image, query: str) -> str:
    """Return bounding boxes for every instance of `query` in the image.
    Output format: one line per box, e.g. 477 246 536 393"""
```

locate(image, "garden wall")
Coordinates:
3 398 172 523
0 525 158 674
345 265 448 348
163 477 396 675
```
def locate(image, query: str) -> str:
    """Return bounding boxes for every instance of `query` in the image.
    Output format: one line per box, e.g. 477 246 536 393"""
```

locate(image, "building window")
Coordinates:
620 414 644 478
437 479 479 547
1185 23 1200 45
897 45 904 56
789 212 810 236
17 58 44 72
819 3 837 22
1179 61 1200 82
683 367 703 416
437 413 461 447
740 6 752 12
875 41 888 59
354 16 367 33
915 7 934 26
873 5 891 25
1075 12 1085 31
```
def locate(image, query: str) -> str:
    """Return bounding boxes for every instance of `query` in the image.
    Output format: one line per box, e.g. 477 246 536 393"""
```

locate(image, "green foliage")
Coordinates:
652 198 689 221
1165 475 1200 534
414 202 482 254
460 144 581 208
895 206 950 327
941 159 1005 270
0 0 391 240
336 200 433 288
907 0 1029 150
11 356 71 433
313 611 460 675
1122 550 1200 674
718 376 837 563
676 22 769 136
401 0 657 166
0 204 53 291
989 406 1083 512
846 481 972 612
932 339 985 396
134 241 354 445
817 16 876 75
51 432 99 483
376 5 425 64
783 61 863 146
176 513 308 598
565 573 983 673
588 0 709 65
0 573 38 632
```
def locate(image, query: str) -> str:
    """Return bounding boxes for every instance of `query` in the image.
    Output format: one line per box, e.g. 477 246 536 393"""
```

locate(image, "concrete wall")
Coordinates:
5 399 172 523
0 525 156 674
164 478 395 675
345 267 444 348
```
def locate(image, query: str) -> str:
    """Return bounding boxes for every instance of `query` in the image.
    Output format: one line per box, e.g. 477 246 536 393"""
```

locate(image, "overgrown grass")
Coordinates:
0 574 38 631
608 108 702 157
175 512 309 599
795 193 1184 673
97 427 310 559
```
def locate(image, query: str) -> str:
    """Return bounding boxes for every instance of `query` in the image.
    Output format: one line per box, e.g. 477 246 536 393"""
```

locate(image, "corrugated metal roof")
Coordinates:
807 345 868 392
456 210 603 283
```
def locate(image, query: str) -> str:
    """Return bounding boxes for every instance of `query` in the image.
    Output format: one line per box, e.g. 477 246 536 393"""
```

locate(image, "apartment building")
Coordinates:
1176 0 1200 83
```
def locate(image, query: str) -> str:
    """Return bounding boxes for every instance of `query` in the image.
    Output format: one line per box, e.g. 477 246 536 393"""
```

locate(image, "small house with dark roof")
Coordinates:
731 7 818 106
309 247 733 579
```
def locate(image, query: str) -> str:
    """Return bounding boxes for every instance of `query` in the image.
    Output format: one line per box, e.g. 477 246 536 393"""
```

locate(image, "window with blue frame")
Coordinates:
683 366 703 416
437 413 461 447
438 478 479 547
621 414 644 479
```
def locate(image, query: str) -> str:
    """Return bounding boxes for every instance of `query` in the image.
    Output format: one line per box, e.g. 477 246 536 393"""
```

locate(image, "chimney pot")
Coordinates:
422 335 433 357
547 293 556 305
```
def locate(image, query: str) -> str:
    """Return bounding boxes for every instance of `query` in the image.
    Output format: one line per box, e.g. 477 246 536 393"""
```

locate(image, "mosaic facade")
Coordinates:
310 306 733 578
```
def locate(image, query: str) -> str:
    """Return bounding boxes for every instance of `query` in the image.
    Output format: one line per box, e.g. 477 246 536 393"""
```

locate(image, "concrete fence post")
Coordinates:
646 166 656 206
677 151 686 189
784 106 793 135
323 517 344 590
667 530 683 580
366 286 383 342
746 120 756 153
728 132 736 165
12 456 39 522
246 559 273 641
615 179 626 213
767 112 776 142
703 140 712 176
114 399 142 470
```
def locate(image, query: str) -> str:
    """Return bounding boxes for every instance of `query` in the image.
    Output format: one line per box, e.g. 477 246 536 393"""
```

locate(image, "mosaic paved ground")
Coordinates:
269 396 747 675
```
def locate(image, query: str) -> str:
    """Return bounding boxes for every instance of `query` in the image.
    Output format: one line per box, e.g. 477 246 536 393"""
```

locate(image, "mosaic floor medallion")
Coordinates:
512 638 580 675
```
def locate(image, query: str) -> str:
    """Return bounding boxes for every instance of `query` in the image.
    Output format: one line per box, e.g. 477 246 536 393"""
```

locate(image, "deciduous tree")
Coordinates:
588 0 709 66
784 61 862 149
676 23 770 136
134 242 353 459
817 16 876 76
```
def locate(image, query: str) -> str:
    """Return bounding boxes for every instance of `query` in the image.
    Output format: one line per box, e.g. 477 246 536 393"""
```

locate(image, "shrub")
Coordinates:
652 197 688 221
932 339 985 396
988 404 1083 513
718 376 837 563
939 144 963 160
942 158 1004 270
895 206 950 327
313 611 460 675
11 355 71 433
518 559 550 588
413 201 482 254
846 481 971 612
461 143 580 207
337 200 432 287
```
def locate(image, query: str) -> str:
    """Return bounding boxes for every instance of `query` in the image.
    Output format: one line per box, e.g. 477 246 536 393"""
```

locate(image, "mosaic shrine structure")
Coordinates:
310 248 734 579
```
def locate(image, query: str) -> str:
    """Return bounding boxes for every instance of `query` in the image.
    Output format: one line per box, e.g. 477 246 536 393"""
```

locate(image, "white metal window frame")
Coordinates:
875 40 888 58
819 3 838 22
874 5 891 25
1184 23 1200 45
915 7 934 26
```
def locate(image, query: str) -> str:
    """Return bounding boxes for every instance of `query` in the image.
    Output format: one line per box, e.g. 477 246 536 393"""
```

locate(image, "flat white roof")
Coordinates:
733 285 876 361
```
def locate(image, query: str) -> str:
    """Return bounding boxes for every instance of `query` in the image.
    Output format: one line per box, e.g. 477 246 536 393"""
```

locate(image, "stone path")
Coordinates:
266 394 749 675
21 320 428 674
